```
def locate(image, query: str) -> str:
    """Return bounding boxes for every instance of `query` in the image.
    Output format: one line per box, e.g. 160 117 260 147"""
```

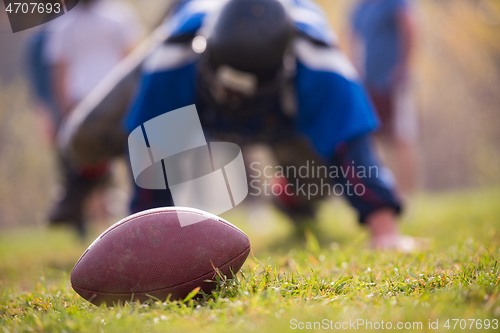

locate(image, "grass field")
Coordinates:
1 188 500 332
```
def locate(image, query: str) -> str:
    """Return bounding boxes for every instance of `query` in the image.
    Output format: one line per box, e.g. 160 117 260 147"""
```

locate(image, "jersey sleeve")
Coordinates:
294 38 379 160
124 43 198 132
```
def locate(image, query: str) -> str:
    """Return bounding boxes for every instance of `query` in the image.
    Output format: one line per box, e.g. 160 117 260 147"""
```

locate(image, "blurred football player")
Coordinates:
43 0 143 236
351 0 418 194
125 0 409 249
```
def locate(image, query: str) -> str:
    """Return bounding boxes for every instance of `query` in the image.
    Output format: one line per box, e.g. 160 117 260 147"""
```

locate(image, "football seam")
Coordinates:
72 245 251 295
98 209 247 241
73 209 248 268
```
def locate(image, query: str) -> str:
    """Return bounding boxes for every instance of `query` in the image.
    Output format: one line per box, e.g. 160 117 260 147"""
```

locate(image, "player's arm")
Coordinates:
392 3 417 84
45 24 72 116
348 21 363 74
349 33 364 74
330 135 402 223
330 134 403 249
347 3 365 75
52 60 71 116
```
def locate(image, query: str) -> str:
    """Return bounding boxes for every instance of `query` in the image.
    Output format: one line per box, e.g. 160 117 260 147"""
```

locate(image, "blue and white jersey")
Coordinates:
126 0 378 160
162 0 336 45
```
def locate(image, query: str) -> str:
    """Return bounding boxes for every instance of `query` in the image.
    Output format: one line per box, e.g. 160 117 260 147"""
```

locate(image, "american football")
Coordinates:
70 207 251 306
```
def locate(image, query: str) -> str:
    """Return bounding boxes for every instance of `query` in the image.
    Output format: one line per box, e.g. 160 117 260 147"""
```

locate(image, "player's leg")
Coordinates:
127 152 175 214
393 82 419 194
270 137 327 234
48 155 111 238
368 85 418 195
129 183 175 214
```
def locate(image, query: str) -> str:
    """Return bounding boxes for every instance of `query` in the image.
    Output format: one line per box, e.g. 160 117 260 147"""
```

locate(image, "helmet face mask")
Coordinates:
198 55 289 110
199 0 294 109
216 65 258 96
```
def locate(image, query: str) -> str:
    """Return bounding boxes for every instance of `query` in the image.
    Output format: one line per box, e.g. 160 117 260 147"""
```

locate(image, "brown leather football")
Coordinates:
71 207 251 306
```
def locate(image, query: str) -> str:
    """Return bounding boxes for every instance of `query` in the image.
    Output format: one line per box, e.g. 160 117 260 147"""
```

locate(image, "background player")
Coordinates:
35 0 143 236
350 0 418 194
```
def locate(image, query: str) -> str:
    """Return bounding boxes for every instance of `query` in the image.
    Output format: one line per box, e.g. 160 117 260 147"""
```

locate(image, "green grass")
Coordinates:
1 189 500 332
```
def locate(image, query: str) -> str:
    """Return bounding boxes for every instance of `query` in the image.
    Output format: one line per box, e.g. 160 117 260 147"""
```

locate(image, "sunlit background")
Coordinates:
0 0 499 229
